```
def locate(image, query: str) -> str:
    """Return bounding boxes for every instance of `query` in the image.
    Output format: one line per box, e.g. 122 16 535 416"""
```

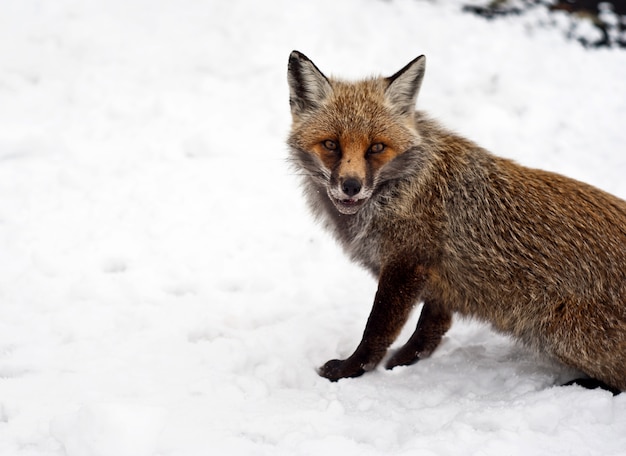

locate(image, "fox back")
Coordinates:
287 51 626 393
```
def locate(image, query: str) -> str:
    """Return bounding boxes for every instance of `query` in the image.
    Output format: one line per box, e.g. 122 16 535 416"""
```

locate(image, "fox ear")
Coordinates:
288 51 332 116
385 55 426 115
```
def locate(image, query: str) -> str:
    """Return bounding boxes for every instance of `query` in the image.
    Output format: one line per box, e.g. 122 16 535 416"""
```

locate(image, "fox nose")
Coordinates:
342 178 362 197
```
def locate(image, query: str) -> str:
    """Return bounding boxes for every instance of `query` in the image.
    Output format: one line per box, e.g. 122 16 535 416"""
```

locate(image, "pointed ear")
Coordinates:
288 51 332 116
385 55 426 115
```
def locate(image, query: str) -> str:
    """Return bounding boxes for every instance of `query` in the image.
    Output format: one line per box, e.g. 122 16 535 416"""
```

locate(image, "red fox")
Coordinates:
287 50 626 393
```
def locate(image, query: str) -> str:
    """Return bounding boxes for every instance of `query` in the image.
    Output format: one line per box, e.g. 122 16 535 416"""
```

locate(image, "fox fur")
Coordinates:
286 50 626 392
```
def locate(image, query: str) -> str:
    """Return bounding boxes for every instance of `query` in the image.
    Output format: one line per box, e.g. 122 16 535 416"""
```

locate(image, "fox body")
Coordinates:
287 51 626 392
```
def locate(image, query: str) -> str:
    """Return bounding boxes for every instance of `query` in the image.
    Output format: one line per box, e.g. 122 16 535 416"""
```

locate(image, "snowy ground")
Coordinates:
1 1 626 455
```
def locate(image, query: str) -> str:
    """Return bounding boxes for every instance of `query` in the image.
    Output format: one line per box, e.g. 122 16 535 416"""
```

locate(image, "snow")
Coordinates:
1 0 626 455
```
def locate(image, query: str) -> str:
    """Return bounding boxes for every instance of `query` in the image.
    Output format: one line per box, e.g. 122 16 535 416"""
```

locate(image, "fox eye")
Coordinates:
368 143 385 155
322 140 338 151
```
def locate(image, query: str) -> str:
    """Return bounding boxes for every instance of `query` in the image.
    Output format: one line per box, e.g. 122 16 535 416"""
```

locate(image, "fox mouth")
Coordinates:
332 197 367 215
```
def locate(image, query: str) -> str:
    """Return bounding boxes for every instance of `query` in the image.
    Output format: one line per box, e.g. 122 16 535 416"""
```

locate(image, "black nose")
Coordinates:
342 178 362 197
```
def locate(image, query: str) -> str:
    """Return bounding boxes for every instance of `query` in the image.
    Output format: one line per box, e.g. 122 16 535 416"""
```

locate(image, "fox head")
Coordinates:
287 51 426 215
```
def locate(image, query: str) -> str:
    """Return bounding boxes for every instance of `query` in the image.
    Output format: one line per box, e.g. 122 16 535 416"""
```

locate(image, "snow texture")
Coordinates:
1 1 626 455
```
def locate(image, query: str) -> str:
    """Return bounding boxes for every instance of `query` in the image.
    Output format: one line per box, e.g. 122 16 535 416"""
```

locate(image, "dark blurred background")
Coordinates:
463 0 626 48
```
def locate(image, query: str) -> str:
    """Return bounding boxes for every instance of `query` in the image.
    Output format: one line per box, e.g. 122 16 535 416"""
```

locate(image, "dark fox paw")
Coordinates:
318 358 365 382
385 348 421 370
563 378 621 396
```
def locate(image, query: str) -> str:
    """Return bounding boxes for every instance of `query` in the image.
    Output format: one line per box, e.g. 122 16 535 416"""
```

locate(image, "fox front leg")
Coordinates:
385 300 452 369
318 262 428 381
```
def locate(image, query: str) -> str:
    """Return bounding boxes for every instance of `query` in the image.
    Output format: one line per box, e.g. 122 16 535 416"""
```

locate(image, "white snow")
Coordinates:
1 0 626 455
